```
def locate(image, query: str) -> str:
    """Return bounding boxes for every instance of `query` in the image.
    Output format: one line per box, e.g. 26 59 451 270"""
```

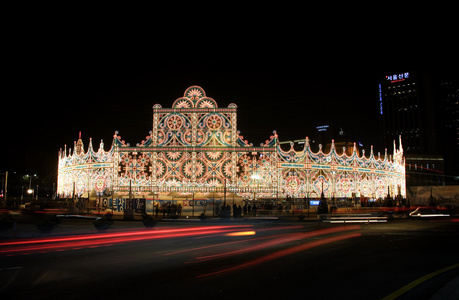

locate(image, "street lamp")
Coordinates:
27 188 34 202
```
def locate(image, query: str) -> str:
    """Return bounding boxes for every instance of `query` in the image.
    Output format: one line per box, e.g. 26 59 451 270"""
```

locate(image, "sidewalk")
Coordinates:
430 275 459 300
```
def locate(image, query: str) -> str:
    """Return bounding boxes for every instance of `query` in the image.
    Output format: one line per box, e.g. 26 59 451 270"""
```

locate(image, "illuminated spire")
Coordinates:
75 132 84 155
99 139 104 152
88 137 94 152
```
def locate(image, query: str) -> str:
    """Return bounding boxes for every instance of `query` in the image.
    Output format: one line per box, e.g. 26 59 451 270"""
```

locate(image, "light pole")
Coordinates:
251 173 260 202
27 187 34 202
27 175 34 202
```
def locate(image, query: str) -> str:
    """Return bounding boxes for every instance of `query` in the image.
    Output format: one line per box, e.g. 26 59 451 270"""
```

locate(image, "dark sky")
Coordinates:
3 33 457 184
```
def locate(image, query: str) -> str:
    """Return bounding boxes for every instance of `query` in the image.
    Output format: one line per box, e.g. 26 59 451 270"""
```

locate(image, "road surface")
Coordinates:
1 218 458 299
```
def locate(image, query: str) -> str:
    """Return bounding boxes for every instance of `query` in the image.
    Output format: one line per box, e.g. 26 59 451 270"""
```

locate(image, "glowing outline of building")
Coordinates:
57 86 405 202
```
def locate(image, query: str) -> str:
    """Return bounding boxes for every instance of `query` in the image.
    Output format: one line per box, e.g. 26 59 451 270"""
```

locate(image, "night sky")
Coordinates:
3 36 456 188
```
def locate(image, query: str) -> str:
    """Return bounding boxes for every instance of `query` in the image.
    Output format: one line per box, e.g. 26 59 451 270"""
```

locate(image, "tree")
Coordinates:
428 187 436 207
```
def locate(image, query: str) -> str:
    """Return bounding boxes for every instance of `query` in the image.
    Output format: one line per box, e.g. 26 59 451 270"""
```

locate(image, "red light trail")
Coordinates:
0 225 253 256
191 225 360 263
196 228 362 278
1 223 363 282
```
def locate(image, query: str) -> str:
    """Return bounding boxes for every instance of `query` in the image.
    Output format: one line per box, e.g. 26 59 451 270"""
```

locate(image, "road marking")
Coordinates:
381 262 459 300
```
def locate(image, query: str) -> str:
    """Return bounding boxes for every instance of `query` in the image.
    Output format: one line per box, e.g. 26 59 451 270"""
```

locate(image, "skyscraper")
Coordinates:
379 71 458 185
380 71 433 153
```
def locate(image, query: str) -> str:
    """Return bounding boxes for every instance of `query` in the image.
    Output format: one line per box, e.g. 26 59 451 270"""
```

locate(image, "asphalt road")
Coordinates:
1 218 458 300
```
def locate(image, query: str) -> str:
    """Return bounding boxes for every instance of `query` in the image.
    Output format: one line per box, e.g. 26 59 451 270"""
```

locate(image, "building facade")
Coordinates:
379 71 459 185
58 86 406 202
379 71 426 153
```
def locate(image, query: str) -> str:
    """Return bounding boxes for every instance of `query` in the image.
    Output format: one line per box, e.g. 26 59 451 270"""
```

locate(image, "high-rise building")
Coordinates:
380 71 431 153
379 71 458 185
439 79 459 182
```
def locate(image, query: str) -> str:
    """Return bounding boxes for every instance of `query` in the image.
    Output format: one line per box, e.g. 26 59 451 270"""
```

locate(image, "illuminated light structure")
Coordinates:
57 86 405 201
57 132 114 198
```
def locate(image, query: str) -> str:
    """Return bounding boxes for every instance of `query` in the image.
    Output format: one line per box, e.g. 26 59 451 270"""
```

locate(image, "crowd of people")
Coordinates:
217 204 258 218
155 202 182 218
153 201 297 218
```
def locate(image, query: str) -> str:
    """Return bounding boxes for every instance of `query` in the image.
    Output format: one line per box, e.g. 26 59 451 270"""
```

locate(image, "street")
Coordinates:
1 218 458 299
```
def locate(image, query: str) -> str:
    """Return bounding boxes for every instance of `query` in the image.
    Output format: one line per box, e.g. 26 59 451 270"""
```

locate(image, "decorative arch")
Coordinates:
171 86 218 108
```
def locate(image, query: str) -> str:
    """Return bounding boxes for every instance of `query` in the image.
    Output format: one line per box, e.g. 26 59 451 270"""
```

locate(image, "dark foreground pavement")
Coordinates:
1 218 458 299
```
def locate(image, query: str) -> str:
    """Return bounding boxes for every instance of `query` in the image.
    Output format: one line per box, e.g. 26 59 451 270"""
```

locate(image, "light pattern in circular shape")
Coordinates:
338 177 351 195
166 152 182 161
198 99 215 108
207 115 222 129
186 87 203 99
167 115 183 130
239 154 252 168
174 98 192 108
223 130 232 144
360 178 370 196
184 129 192 144
222 160 233 179
196 130 206 144
156 160 166 178
195 160 205 178
207 178 221 186
205 151 222 161
182 160 205 179
196 98 217 108
138 153 150 165
182 160 193 179
285 175 301 195
94 176 107 194
157 130 166 144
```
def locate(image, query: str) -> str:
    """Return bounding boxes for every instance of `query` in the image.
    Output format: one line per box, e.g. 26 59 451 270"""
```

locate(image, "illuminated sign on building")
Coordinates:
386 72 409 83
316 125 329 132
